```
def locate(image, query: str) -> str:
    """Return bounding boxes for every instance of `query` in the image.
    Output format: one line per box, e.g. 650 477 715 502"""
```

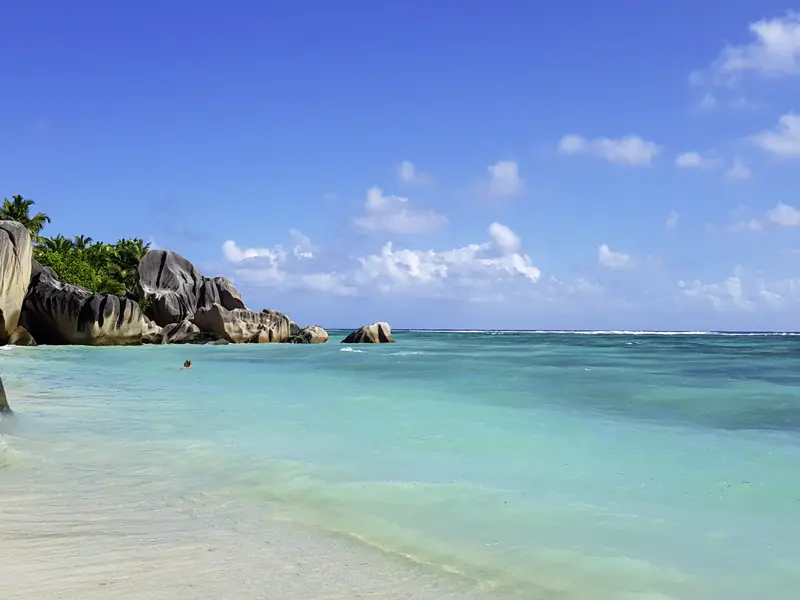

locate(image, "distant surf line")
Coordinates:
402 329 800 336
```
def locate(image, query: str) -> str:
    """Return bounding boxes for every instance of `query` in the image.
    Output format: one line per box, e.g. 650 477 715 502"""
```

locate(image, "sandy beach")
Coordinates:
0 461 508 600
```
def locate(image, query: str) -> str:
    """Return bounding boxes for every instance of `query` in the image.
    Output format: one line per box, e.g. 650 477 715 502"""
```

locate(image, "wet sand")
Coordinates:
0 464 511 600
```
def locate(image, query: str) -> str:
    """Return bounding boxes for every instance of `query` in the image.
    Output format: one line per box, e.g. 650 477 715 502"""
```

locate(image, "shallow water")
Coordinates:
1 332 799 599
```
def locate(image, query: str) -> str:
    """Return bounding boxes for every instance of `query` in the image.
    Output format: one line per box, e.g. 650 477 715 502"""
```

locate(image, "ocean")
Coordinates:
1 331 799 600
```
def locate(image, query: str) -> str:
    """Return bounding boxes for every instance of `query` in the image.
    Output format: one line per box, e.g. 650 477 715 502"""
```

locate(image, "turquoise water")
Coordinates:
2 331 800 599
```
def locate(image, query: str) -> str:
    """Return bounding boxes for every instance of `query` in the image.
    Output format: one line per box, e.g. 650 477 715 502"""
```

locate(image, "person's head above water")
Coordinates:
184 360 192 368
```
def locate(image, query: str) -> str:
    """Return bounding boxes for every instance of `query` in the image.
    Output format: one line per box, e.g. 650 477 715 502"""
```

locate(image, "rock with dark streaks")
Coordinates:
20 267 152 345
0 221 33 344
153 319 225 345
138 250 245 327
284 325 328 344
341 322 394 344
192 303 298 344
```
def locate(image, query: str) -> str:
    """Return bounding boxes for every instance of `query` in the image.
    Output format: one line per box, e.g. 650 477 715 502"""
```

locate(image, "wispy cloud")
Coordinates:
558 134 661 166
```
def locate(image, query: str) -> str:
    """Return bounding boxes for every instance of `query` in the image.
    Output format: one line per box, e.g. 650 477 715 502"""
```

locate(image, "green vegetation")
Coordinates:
1 195 150 307
1 194 50 242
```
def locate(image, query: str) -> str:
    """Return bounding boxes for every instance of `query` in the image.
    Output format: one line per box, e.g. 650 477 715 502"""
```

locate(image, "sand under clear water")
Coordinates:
1 331 799 599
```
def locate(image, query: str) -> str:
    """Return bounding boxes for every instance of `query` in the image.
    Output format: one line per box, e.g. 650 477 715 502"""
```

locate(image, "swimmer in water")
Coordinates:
183 360 192 369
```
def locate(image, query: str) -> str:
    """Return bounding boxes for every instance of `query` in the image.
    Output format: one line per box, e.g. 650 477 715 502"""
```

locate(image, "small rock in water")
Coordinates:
8 325 36 346
0 376 11 413
341 322 394 344
284 325 328 344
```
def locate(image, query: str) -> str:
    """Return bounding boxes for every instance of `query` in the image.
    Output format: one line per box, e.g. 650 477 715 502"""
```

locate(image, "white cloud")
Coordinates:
725 157 752 181
289 228 314 259
488 222 520 253
728 202 800 231
397 160 432 185
597 244 633 270
481 160 523 197
679 271 800 311
221 235 353 296
665 210 679 230
558 134 661 166
751 113 800 157
558 134 587 154
699 92 717 109
354 223 540 296
353 186 447 235
767 202 800 226
221 224 545 301
222 240 287 263
675 151 719 168
679 276 753 310
728 218 763 232
697 12 800 84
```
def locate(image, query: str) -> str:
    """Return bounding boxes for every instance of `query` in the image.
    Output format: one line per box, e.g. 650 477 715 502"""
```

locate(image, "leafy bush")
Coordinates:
36 249 101 291
3 195 151 299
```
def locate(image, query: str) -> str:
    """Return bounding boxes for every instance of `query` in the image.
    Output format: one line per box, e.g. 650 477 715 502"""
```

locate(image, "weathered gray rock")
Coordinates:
0 221 33 344
154 319 225 345
285 325 328 344
138 250 246 327
7 326 36 346
192 303 298 344
20 268 151 346
341 322 394 344
0 375 9 413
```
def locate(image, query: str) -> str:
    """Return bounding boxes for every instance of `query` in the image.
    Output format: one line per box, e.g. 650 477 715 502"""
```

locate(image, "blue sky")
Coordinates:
2 1 800 330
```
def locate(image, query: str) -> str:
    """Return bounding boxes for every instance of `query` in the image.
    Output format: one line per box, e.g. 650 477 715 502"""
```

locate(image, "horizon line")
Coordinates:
326 328 800 334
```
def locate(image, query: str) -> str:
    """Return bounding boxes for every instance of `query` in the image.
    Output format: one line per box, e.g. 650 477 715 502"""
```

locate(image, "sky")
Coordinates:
2 1 800 331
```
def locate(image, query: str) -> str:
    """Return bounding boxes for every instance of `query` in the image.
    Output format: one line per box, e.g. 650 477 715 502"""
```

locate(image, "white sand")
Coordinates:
0 463 512 600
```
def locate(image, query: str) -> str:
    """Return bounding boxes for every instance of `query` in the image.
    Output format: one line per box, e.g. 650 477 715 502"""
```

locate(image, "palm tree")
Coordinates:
111 238 151 294
73 234 93 249
94 273 127 296
39 234 74 253
85 241 115 271
0 195 51 241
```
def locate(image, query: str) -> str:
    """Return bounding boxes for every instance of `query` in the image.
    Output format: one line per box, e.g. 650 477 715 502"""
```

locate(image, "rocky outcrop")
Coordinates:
0 376 10 413
0 221 33 344
192 304 298 344
342 322 394 343
285 325 328 344
152 319 226 345
141 318 163 344
7 326 36 346
20 268 152 346
138 250 246 327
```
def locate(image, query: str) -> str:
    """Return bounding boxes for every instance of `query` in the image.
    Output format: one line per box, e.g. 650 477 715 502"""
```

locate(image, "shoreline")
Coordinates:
0 440 513 600
0 379 513 600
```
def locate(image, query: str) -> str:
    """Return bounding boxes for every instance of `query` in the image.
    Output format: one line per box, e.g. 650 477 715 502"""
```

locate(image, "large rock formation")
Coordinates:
0 221 33 344
285 325 328 344
341 322 394 343
192 304 298 344
20 266 152 346
153 319 226 345
138 249 246 327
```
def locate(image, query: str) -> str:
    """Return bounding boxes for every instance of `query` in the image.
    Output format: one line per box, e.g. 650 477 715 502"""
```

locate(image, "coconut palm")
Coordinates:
39 234 74 253
0 195 51 241
73 234 93 249
110 238 151 294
